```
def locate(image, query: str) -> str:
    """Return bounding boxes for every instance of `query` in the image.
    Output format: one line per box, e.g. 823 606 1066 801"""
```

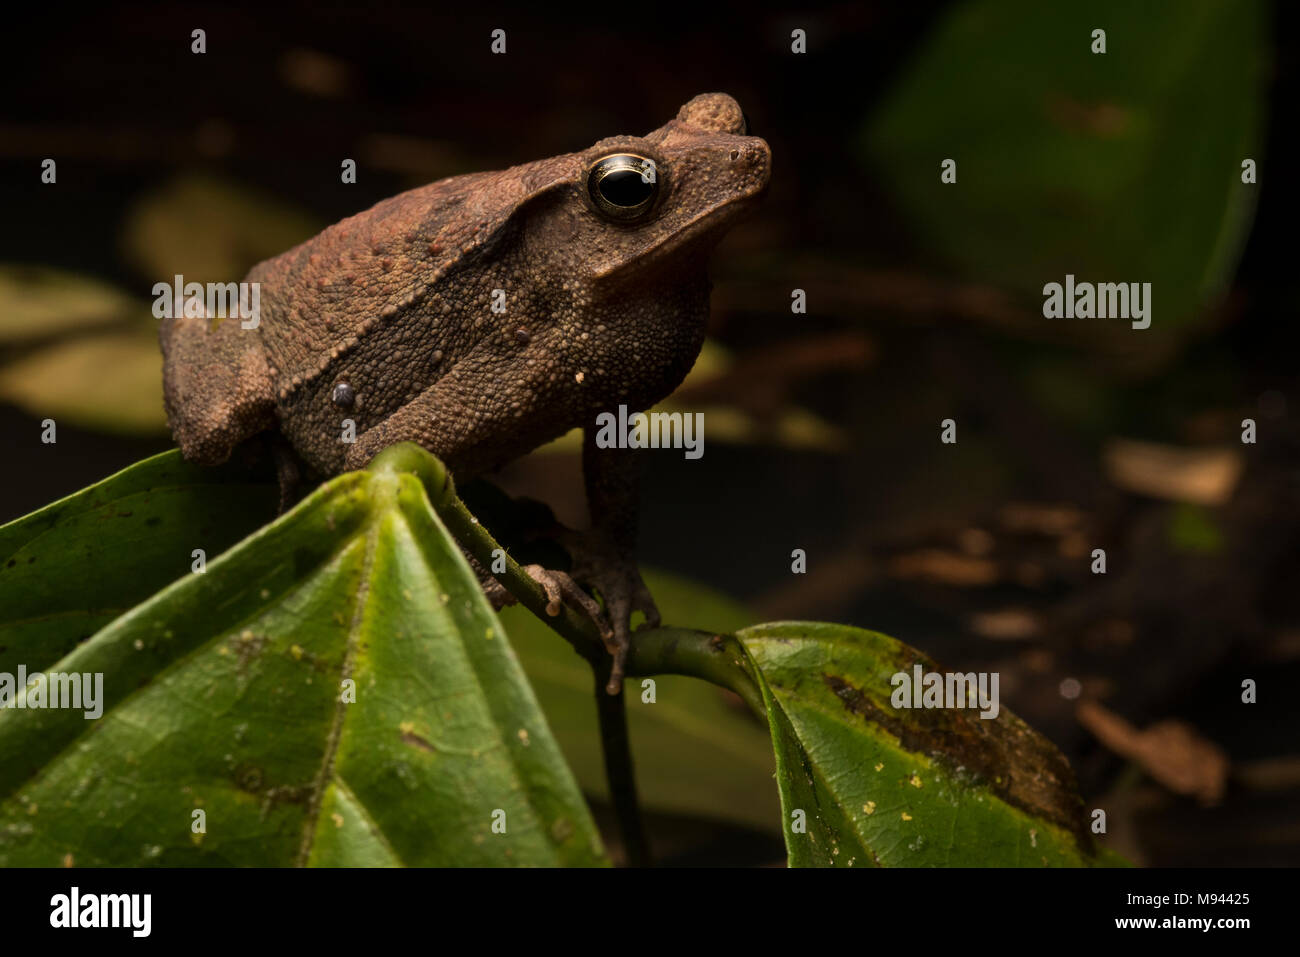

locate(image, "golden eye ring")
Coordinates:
584 153 661 222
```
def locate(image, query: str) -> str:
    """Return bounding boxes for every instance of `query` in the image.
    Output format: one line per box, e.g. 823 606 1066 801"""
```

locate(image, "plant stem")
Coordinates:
622 627 767 720
593 661 650 867
430 481 654 864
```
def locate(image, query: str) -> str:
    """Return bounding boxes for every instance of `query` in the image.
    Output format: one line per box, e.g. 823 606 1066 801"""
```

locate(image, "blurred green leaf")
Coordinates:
864 0 1266 336
1167 501 1225 554
121 173 321 282
1018 352 1122 436
0 327 167 434
0 266 140 345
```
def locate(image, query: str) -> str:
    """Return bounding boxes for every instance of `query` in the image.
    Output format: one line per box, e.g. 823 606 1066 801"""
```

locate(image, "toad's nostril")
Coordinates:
729 149 740 161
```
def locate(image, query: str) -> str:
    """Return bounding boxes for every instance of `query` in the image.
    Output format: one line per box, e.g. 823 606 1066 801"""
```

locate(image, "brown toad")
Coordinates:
160 92 771 689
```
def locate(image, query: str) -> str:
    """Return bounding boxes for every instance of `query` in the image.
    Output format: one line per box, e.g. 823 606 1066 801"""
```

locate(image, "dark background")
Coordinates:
1 1 1296 865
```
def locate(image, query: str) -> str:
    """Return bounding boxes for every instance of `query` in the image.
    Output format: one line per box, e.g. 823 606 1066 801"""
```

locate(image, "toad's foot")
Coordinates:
478 545 658 694
520 564 605 626
480 563 607 651
562 533 660 694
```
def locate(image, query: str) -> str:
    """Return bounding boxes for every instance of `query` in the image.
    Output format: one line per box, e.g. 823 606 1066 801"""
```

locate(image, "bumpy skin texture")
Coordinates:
160 93 770 687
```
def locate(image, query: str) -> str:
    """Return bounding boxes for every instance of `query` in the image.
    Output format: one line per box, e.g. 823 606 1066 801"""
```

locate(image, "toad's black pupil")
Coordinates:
596 168 653 208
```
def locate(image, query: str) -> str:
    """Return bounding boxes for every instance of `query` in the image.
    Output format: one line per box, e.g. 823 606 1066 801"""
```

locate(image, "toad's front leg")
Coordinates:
562 427 661 694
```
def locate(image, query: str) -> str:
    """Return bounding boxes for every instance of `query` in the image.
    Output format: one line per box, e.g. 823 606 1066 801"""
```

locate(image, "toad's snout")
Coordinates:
729 136 771 194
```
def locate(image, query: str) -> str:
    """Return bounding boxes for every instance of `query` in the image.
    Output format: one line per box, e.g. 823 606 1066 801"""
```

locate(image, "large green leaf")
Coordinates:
864 0 1266 336
733 622 1119 867
0 450 605 866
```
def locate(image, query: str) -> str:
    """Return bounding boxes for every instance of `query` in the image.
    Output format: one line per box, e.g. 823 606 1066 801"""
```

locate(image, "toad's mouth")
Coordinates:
591 188 766 285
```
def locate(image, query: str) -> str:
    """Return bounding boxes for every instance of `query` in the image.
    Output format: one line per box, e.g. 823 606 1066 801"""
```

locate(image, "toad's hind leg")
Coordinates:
160 302 276 467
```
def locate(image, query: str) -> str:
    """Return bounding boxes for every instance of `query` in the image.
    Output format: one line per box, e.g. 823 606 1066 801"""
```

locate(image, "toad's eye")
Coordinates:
585 153 660 222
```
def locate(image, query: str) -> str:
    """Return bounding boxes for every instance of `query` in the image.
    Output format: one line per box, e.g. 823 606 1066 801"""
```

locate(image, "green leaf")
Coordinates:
0 450 605 866
0 449 277 671
864 0 1266 336
734 622 1117 867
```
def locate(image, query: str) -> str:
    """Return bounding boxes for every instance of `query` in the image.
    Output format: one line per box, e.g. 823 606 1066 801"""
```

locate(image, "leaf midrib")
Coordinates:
296 515 379 867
